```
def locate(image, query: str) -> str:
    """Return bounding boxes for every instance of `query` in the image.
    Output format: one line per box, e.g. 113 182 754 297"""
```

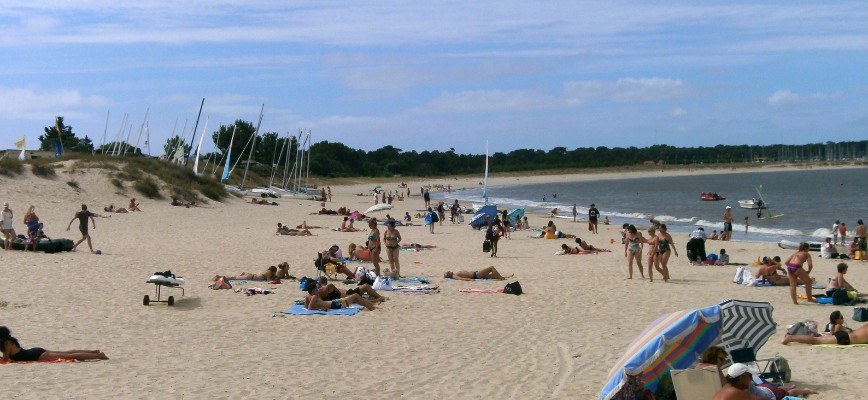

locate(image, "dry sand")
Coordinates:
0 164 864 399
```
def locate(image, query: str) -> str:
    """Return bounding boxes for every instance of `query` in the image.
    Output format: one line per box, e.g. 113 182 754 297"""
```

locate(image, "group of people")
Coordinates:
619 223 677 281
826 219 867 259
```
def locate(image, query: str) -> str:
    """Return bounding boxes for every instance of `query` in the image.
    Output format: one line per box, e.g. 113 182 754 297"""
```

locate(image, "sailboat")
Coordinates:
754 185 784 219
469 142 497 228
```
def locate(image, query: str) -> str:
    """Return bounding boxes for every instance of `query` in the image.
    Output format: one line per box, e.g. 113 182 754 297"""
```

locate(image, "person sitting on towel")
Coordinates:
444 266 513 281
304 281 377 311
315 276 387 303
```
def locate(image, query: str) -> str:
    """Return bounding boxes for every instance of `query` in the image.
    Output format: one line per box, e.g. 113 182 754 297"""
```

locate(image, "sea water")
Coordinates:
433 167 867 244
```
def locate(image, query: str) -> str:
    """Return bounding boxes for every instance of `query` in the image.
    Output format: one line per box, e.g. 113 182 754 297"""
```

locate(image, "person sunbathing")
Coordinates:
444 266 513 281
560 243 593 254
315 277 387 303
401 243 436 249
275 224 315 236
296 221 322 229
304 282 376 311
0 326 108 362
347 243 381 261
213 266 278 282
104 204 128 213
755 256 789 285
275 262 296 280
339 217 359 232
782 322 868 346
128 198 142 211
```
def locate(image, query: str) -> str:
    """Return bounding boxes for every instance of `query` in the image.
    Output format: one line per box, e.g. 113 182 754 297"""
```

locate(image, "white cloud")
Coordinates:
767 89 842 106
413 90 553 114
564 77 687 105
0 86 109 120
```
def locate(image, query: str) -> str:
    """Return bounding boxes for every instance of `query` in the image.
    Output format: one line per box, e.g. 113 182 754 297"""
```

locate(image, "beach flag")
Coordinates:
54 116 63 156
14 136 25 149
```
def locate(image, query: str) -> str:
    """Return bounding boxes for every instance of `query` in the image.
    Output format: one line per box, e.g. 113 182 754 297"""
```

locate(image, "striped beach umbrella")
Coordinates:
599 305 722 400
719 299 776 352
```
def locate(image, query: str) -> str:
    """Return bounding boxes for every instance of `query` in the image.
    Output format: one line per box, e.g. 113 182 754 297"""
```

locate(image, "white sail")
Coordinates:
192 116 208 175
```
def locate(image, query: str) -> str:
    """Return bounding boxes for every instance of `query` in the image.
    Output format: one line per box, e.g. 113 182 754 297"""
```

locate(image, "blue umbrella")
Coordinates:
600 305 722 400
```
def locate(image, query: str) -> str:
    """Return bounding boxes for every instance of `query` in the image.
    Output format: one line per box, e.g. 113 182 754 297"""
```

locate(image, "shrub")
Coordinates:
31 163 57 178
67 180 81 191
133 176 162 199
0 158 23 176
110 177 125 189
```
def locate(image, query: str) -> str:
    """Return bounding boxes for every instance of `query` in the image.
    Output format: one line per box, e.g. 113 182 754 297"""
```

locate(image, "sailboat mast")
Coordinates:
483 141 489 204
240 104 265 190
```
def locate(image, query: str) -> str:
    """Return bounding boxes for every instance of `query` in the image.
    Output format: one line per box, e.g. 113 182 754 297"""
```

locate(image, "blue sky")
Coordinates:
1 1 867 155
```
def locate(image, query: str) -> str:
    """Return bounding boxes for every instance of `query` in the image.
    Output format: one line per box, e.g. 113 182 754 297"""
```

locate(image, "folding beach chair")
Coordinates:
725 338 789 384
670 368 721 400
314 252 338 280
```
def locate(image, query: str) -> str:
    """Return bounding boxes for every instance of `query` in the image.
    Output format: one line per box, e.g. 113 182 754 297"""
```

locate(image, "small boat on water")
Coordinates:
778 240 821 252
738 198 768 209
699 192 726 201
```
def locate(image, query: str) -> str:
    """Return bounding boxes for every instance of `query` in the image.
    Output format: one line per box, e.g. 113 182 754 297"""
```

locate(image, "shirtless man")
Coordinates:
304 282 376 311
443 266 513 281
856 219 867 254
722 206 733 241
711 363 773 400
782 321 868 346
315 277 387 303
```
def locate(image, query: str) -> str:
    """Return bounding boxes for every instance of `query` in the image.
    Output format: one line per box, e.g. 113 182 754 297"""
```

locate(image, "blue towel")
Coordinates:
397 277 430 284
280 303 361 316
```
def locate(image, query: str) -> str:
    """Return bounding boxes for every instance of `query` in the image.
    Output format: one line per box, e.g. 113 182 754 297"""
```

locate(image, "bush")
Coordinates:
0 158 23 176
133 176 162 199
110 177 125 189
31 163 57 178
67 180 81 191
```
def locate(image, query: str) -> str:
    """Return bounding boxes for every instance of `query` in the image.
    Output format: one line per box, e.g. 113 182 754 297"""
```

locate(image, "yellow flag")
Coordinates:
14 136 25 149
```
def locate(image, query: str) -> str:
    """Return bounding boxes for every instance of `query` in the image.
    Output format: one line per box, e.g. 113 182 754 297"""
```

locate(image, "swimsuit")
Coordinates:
9 347 46 362
833 330 851 345
329 299 344 309
627 237 641 253
785 262 800 274
657 240 670 254
368 232 380 250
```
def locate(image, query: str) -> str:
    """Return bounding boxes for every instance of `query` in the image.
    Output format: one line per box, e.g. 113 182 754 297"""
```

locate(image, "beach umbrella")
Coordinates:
599 305 722 400
718 299 776 352
506 208 525 226
364 204 392 214
468 204 497 228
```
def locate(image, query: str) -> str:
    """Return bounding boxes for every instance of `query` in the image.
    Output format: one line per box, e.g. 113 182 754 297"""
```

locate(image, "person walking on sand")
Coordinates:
839 222 847 246
785 242 817 304
588 203 599 234
67 204 97 253
722 206 733 241
1 202 14 250
624 225 649 279
654 224 678 282
572 204 577 223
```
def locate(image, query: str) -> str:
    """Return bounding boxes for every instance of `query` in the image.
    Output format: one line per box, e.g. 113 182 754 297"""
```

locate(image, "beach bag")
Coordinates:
853 307 868 322
733 266 745 284
299 277 318 292
482 240 491 253
787 322 808 336
832 289 851 305
503 281 522 295
430 212 439 223
372 276 394 291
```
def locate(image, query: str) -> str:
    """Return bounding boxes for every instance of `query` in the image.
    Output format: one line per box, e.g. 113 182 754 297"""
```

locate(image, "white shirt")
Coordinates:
821 242 837 258
689 229 707 240
1 209 13 230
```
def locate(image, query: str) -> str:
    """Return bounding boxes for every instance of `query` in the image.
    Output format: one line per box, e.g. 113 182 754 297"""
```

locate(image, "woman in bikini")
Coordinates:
786 242 817 304
444 266 513 281
367 219 382 276
646 227 658 281
0 326 108 362
383 220 402 278
624 225 649 279
654 224 677 282
561 243 582 254
213 265 278 282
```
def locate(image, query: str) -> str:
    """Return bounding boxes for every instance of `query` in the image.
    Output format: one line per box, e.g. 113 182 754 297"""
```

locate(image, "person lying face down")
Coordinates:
443 266 513 281
303 280 377 311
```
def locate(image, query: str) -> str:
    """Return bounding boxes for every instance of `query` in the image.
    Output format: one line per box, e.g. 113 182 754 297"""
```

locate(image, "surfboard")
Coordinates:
778 240 821 252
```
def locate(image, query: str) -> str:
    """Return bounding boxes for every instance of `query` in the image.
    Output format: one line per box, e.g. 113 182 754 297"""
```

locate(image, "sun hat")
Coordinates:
726 363 763 384
725 206 732 209
2 202 8 207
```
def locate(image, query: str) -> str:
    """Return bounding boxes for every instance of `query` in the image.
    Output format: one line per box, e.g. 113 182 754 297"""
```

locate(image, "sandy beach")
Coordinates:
0 163 865 399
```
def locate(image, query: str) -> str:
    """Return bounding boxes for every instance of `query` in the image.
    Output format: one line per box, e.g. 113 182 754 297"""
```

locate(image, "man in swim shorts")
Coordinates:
588 203 599 234
722 206 733 241
66 204 96 253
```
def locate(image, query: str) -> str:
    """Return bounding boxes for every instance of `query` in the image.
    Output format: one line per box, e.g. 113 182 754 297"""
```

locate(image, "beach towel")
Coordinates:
280 303 362 316
396 277 430 284
392 289 440 295
459 288 504 294
798 284 826 289
816 344 868 348
0 359 77 365
392 285 435 291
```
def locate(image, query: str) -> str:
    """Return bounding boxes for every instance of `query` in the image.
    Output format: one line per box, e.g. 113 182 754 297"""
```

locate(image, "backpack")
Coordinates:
430 212 439 223
503 281 522 295
299 277 318 292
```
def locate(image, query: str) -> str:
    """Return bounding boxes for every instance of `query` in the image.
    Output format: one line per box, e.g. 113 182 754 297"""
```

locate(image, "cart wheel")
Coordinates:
143 295 150 306
167 296 174 306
